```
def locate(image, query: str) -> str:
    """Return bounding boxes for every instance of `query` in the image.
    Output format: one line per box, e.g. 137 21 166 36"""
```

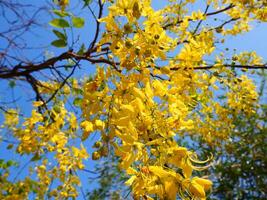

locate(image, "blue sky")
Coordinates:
0 0 267 199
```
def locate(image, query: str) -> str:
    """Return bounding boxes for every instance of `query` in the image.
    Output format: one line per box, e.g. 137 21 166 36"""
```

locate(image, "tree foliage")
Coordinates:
0 0 266 199
210 89 267 199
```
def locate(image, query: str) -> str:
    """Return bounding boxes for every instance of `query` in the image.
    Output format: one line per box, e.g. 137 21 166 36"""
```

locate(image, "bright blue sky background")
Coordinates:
0 0 266 199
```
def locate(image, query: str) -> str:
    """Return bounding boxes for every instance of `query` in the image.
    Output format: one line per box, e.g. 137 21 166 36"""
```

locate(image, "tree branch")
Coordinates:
0 51 119 79
164 4 235 30
170 64 267 70
86 0 104 55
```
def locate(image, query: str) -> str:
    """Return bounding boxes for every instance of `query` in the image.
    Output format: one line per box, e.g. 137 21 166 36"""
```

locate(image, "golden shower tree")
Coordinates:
0 0 266 199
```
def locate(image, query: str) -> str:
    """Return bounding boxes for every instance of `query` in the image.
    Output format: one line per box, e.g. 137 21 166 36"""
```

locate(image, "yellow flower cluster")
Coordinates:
1 0 266 199
1 103 88 199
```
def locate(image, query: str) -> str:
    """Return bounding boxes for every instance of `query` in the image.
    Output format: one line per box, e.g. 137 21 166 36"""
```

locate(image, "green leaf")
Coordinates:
82 0 93 8
30 153 42 161
51 39 67 48
49 18 70 28
9 80 16 88
73 98 83 107
73 88 83 95
53 105 61 113
52 9 70 17
6 144 13 150
77 44 86 55
218 95 226 99
6 160 14 167
52 30 66 40
0 159 4 168
72 17 85 28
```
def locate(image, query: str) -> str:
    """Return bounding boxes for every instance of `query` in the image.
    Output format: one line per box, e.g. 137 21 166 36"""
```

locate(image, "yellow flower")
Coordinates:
193 177 212 191
3 109 19 127
189 180 205 198
33 101 43 107
80 120 93 132
58 0 69 11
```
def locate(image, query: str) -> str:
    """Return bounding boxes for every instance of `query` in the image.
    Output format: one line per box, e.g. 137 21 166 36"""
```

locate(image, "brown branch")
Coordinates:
150 73 167 81
212 17 239 31
170 64 267 70
0 51 119 79
44 61 78 105
206 4 235 16
86 0 104 55
192 4 210 35
164 4 235 29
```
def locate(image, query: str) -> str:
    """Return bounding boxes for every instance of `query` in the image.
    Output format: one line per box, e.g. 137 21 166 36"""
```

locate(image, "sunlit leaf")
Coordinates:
49 18 70 28
72 17 85 28
51 39 67 47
